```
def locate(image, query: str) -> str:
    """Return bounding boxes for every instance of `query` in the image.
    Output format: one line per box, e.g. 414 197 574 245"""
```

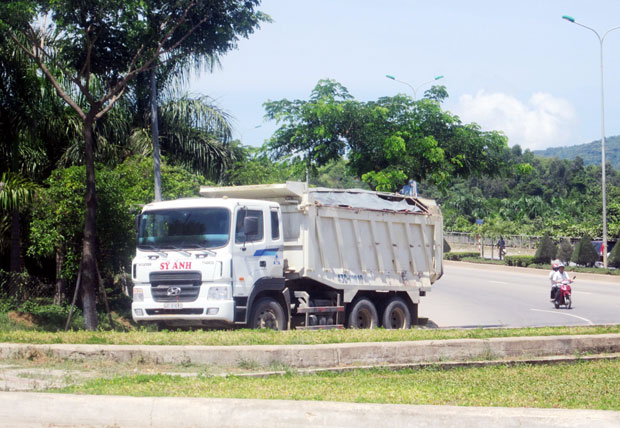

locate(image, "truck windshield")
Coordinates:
138 208 230 250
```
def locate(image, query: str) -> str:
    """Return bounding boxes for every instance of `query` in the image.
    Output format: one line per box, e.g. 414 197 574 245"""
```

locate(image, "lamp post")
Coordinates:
385 74 444 100
562 15 620 268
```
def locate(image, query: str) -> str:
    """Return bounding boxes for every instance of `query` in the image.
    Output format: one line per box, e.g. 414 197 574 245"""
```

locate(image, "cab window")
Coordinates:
235 209 264 243
271 209 280 240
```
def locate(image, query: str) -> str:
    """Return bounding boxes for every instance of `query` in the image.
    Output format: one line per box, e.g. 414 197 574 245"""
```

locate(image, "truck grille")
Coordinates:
149 271 202 302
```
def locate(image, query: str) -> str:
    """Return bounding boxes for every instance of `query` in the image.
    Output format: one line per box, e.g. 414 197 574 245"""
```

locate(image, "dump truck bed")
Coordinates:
200 182 443 304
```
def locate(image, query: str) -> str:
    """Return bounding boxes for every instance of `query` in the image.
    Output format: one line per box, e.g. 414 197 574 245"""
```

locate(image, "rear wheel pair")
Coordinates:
347 297 412 329
249 295 414 330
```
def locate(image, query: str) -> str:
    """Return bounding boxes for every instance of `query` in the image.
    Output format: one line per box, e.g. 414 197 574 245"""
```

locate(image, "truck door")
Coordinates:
231 206 269 299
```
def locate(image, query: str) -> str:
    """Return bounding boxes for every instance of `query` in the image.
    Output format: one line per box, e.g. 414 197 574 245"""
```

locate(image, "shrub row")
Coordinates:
504 255 535 267
443 252 480 261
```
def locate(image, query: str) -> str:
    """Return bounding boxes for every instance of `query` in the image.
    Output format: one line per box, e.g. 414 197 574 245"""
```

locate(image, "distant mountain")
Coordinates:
533 135 620 169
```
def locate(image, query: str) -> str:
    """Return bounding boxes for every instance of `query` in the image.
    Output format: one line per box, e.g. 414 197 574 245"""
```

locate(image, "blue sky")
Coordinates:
190 0 620 151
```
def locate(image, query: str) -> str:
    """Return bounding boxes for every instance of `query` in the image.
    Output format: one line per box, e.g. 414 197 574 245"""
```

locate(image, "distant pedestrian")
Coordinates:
497 236 506 260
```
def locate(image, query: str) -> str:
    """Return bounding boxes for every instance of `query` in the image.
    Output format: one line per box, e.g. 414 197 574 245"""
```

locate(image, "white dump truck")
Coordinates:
131 182 443 329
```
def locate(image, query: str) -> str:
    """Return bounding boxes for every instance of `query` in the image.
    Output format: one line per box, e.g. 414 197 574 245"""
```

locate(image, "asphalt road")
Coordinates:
421 262 620 328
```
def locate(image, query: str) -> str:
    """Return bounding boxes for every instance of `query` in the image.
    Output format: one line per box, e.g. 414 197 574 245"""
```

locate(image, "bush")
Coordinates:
556 240 573 264
6 299 84 331
461 257 505 265
608 240 620 268
444 252 479 261
533 234 557 264
504 255 535 267
571 235 599 267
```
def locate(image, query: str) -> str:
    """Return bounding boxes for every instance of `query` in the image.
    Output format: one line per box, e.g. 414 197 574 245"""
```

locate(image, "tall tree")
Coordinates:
265 79 509 192
0 0 267 329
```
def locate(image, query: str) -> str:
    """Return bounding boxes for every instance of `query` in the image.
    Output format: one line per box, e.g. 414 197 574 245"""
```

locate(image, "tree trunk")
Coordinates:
151 69 162 201
10 207 22 272
54 243 66 305
80 116 99 330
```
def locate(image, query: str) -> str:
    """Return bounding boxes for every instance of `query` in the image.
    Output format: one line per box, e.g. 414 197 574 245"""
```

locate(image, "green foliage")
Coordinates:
311 160 367 189
461 257 506 265
533 234 557 264
571 235 599 267
556 240 573 264
115 156 206 205
28 165 130 280
28 158 205 284
0 172 37 212
18 299 80 328
265 79 510 192
224 143 297 185
435 145 620 240
504 255 535 267
443 252 479 261
534 136 620 170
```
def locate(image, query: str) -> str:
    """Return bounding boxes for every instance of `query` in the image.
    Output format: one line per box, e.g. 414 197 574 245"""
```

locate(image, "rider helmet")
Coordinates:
557 262 565 268
551 263 559 270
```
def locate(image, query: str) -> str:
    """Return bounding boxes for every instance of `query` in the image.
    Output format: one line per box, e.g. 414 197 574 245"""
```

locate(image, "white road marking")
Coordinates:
530 309 594 325
490 280 509 285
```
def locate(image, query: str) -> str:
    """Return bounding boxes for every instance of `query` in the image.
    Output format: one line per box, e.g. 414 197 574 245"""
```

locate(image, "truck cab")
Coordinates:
131 197 285 328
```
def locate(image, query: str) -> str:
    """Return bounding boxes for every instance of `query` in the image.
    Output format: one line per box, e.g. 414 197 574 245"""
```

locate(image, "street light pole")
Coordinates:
562 15 620 268
385 74 444 100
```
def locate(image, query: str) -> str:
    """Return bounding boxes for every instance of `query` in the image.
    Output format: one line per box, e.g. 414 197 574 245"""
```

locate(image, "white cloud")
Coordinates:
454 91 577 151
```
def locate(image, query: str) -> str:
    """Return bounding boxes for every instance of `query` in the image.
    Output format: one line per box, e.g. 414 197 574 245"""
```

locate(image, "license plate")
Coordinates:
164 302 183 309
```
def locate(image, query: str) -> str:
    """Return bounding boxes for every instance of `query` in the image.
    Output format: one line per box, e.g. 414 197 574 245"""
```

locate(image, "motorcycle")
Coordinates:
554 280 572 309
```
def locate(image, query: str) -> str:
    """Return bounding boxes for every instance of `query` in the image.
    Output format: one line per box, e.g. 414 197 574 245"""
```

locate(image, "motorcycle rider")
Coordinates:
551 263 575 302
549 262 559 301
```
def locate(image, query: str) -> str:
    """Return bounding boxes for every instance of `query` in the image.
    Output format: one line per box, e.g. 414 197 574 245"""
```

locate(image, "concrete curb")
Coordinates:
2 334 620 369
2 392 619 428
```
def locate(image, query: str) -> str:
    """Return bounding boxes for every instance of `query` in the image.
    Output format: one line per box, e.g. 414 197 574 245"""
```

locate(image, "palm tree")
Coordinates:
133 48 235 198
0 172 37 271
129 88 235 185
0 34 50 272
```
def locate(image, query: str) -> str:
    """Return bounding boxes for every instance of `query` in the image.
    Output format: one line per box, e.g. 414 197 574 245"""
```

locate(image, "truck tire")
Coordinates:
250 297 286 330
347 298 379 329
382 297 411 329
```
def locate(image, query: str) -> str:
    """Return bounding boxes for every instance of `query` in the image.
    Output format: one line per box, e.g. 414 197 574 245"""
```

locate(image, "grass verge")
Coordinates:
51 359 620 410
1 325 619 346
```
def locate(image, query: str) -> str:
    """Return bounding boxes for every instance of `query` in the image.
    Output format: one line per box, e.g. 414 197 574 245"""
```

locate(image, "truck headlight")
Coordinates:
207 286 229 300
133 287 144 302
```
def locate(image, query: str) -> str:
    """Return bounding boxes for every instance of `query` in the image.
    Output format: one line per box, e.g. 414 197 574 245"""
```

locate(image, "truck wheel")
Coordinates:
382 297 411 329
347 298 378 329
250 297 286 330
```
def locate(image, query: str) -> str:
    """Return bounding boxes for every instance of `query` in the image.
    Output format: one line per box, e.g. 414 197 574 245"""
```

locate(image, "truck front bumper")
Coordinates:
132 299 235 324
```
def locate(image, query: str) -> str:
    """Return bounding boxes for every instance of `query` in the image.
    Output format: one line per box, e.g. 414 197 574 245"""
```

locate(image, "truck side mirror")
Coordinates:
135 215 140 241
